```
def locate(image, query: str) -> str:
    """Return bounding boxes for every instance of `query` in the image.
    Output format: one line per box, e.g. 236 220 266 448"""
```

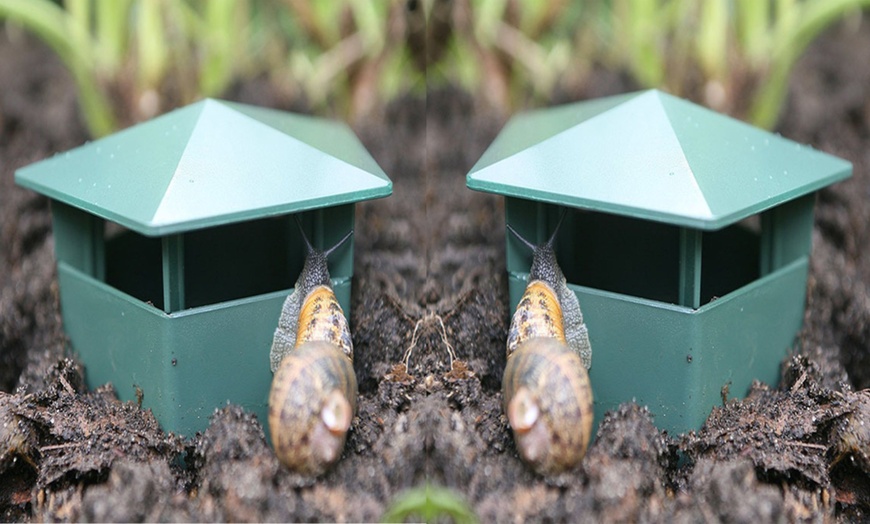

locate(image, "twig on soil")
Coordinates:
40 442 83 452
58 374 75 396
790 370 809 393
388 287 477 372
783 440 828 451
403 313 456 370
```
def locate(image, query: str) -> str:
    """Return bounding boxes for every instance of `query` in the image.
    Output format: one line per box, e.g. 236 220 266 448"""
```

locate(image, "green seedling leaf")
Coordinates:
382 484 478 524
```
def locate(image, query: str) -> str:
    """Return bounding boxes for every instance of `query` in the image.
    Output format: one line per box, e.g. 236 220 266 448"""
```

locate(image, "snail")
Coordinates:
503 213 594 475
268 221 357 476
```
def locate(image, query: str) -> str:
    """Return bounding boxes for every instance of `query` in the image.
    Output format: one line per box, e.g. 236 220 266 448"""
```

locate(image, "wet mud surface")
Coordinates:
2 19 870 522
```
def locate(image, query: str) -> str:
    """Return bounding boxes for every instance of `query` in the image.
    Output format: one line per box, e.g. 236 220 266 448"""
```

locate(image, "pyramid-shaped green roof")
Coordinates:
467 90 851 230
15 99 392 236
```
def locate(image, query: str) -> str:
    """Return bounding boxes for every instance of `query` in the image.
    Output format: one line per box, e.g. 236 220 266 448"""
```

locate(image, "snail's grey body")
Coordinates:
511 223 592 368
270 231 352 372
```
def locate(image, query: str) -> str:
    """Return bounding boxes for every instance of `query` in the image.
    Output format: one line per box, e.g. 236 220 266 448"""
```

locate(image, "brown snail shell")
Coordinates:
269 340 357 476
503 337 593 474
268 226 357 476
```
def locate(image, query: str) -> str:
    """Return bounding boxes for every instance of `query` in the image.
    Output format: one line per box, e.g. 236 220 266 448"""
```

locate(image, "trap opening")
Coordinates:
555 209 761 307
105 215 306 311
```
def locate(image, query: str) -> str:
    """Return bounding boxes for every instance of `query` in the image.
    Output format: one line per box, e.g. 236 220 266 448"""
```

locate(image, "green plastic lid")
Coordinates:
467 90 852 230
16 99 392 236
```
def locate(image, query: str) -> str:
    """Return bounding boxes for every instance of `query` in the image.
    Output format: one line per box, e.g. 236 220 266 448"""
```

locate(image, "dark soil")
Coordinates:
2 18 870 523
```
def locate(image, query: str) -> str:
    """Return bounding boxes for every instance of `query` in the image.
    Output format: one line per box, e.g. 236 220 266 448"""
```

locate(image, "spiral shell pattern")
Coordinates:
503 336 593 475
269 340 357 476
269 283 357 476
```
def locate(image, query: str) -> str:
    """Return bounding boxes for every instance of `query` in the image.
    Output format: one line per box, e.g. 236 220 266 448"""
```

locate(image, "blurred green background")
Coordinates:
0 0 868 134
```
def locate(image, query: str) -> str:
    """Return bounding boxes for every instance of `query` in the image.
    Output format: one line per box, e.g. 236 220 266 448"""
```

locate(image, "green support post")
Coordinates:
760 212 775 275
679 228 702 309
89 215 106 281
760 195 816 276
162 234 185 313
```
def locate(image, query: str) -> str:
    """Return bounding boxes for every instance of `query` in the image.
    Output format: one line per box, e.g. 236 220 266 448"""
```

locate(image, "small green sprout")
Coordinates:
382 484 478 524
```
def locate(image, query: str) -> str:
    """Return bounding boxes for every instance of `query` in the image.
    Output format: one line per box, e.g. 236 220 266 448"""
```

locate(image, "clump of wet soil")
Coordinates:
2 18 870 522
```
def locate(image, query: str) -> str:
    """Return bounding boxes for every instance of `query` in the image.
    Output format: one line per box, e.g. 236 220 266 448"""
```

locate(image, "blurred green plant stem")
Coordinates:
0 0 253 136
0 0 419 137
609 0 870 127
0 0 867 136
449 0 870 127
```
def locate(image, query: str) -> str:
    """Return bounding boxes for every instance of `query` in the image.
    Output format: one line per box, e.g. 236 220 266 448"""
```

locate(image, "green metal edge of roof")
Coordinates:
466 89 852 231
14 99 392 237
